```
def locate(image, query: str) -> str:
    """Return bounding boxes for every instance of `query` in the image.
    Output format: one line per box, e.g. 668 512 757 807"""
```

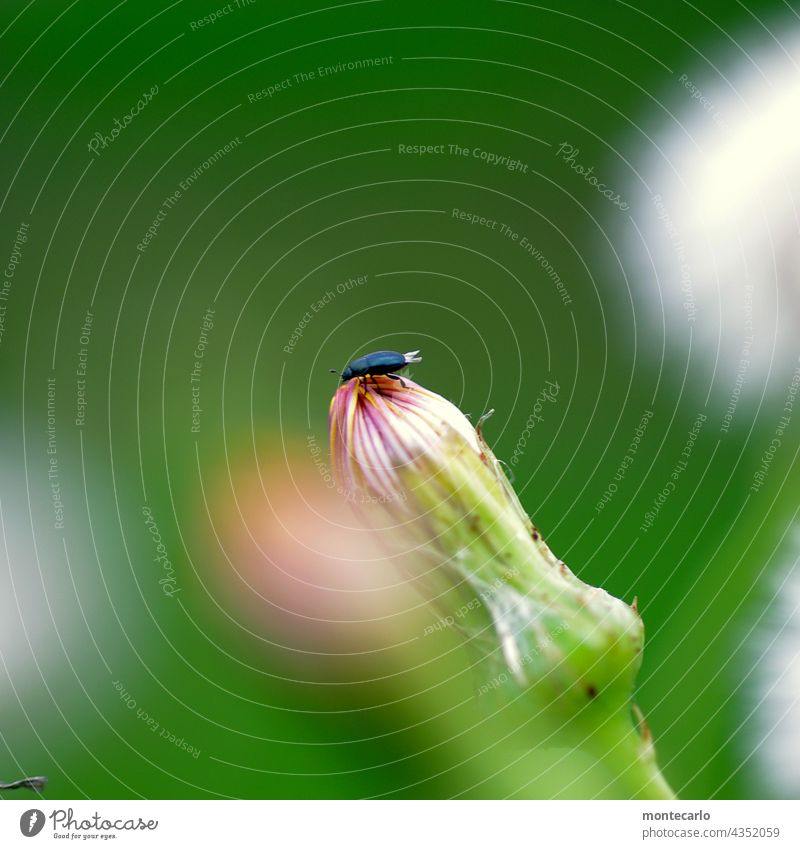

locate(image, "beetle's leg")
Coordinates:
387 373 407 388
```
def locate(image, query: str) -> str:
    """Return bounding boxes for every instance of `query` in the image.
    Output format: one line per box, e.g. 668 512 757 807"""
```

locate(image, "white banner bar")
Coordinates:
0 800 796 847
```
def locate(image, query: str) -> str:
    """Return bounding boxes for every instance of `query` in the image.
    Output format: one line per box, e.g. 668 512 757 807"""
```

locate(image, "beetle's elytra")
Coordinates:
330 350 422 387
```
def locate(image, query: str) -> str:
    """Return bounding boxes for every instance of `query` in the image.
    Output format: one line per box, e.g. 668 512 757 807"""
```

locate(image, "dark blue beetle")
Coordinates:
331 350 421 387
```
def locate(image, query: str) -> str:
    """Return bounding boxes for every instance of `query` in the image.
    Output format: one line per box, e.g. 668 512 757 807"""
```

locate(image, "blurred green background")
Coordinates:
1 0 797 799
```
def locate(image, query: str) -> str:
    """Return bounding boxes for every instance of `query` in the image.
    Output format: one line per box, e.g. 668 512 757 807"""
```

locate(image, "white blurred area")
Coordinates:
0 458 75 712
0 502 38 691
624 28 800 385
749 547 800 799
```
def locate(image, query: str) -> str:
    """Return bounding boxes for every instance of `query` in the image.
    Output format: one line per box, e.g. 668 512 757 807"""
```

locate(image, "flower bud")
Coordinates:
329 374 673 798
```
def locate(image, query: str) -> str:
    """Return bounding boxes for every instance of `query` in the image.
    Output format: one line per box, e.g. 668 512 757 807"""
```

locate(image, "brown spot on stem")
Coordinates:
632 703 652 742
586 685 598 699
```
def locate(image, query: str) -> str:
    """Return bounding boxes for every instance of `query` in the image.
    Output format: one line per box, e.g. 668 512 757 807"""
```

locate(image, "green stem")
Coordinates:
583 712 676 800
392 401 676 798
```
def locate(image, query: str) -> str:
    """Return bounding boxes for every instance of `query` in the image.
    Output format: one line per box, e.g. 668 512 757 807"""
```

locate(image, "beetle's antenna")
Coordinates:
329 368 343 377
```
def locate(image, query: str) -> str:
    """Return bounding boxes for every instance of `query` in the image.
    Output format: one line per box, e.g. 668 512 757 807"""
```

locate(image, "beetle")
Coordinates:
330 350 422 387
